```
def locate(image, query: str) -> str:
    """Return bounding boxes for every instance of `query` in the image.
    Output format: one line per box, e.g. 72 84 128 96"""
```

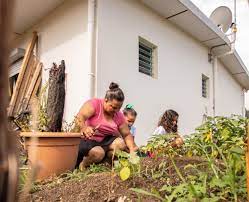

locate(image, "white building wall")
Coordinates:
96 0 214 145
12 0 244 144
14 0 90 123
216 60 244 116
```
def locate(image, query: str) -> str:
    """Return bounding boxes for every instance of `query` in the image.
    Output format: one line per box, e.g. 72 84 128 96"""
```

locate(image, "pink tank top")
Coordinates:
85 98 125 142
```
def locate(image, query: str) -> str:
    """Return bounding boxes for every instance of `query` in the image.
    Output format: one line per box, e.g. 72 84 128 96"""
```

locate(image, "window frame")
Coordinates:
202 74 209 98
138 36 158 78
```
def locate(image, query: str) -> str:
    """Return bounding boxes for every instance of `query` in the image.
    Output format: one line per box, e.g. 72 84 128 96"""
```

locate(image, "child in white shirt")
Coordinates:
153 109 183 147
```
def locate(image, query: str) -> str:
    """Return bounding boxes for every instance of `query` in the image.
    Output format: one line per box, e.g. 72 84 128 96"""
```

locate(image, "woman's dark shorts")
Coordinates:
75 135 117 167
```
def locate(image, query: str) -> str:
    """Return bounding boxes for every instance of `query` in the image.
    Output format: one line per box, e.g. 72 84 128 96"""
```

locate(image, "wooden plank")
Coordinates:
8 31 38 116
8 79 11 97
26 75 42 114
15 55 36 114
16 56 39 114
22 62 42 110
31 74 42 98
22 57 38 97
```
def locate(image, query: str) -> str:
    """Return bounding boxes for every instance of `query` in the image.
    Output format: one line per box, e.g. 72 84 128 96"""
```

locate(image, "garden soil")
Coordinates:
22 157 207 202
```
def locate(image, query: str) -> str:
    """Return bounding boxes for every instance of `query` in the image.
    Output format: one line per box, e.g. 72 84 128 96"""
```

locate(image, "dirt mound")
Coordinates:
30 172 159 202
21 157 207 202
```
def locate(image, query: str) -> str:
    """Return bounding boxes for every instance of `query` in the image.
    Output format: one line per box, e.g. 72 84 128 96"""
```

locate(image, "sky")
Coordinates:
190 0 249 107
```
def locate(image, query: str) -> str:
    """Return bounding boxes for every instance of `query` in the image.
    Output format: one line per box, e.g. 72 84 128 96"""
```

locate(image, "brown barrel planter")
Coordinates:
21 132 81 180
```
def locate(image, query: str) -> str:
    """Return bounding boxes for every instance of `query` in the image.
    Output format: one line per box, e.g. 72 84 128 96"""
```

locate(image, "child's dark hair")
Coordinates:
158 109 178 133
123 104 137 117
105 82 125 102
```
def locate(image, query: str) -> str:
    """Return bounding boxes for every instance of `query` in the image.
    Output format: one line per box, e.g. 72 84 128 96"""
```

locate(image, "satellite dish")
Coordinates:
210 6 232 33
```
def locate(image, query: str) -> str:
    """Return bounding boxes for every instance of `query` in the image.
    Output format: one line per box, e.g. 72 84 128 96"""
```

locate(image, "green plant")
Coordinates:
14 83 50 132
36 86 49 131
18 168 44 194
183 116 247 201
61 116 81 132
18 169 28 191
59 169 87 181
131 116 247 201
88 163 110 173
184 115 246 158
140 133 181 158
114 151 140 181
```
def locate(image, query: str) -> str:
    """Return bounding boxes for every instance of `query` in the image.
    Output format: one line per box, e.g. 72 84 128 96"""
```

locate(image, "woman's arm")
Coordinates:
119 123 138 152
76 101 95 138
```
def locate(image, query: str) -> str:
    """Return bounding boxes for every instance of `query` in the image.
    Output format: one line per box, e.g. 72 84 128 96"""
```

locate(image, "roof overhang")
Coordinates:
13 0 66 34
220 51 249 89
141 0 249 90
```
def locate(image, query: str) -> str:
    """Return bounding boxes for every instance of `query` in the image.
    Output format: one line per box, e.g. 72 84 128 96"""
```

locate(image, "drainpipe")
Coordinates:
88 0 97 98
209 22 237 117
212 56 218 117
242 88 246 117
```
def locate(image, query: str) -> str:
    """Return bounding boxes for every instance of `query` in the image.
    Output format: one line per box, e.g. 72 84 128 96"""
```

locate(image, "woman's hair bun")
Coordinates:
109 82 119 90
105 82 124 102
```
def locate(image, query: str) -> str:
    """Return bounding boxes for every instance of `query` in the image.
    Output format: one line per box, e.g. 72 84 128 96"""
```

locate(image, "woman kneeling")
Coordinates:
76 82 138 170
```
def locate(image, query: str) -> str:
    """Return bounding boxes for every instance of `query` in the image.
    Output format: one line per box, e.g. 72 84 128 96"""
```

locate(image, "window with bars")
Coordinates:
202 74 209 98
139 37 157 77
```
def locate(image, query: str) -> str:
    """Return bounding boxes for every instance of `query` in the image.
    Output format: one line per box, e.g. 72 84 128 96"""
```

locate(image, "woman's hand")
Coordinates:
81 126 95 139
77 101 96 139
129 145 139 153
119 123 138 153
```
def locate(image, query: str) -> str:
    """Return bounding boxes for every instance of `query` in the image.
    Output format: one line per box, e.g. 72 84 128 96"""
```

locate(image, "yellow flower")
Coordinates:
187 150 192 157
205 131 212 142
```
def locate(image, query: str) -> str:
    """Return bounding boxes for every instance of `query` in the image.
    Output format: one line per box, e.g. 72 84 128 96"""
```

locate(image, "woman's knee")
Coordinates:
109 137 126 151
88 146 105 162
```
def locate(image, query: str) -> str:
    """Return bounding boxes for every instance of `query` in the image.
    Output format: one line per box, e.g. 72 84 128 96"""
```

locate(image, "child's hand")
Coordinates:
170 136 184 148
175 137 184 147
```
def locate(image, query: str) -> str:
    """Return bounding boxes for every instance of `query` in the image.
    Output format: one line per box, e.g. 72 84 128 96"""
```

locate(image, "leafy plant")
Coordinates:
14 83 50 132
114 151 140 181
140 133 181 158
184 115 246 159
19 169 28 191
61 116 81 132
36 85 49 131
183 116 247 201
88 163 110 173
131 116 247 201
